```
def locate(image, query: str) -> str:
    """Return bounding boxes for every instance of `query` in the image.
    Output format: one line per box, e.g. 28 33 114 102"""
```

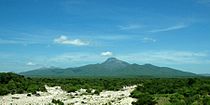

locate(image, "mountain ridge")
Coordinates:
20 57 197 77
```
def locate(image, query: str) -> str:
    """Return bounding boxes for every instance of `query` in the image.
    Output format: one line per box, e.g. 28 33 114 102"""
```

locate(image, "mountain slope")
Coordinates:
20 57 197 77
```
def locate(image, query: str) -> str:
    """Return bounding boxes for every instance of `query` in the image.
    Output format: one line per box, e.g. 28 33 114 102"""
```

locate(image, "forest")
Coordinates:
1 72 210 105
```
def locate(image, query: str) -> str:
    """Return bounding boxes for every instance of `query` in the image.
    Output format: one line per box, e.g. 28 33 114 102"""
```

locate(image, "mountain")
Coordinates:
20 57 197 77
199 74 210 77
101 57 130 69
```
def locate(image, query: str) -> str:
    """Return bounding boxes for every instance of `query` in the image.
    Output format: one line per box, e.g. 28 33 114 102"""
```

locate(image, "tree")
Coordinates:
131 93 157 105
169 93 186 105
202 96 210 105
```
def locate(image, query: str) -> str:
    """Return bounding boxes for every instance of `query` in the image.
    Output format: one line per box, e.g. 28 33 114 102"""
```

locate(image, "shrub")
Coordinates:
131 93 157 105
94 90 100 95
52 99 64 105
27 94 31 97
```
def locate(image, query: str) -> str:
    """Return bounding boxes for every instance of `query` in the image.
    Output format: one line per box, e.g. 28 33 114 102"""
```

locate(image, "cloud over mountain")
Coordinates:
101 51 113 56
26 62 36 66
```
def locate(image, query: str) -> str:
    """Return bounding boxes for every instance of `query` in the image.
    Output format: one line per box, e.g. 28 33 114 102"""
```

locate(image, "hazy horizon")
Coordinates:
0 0 210 74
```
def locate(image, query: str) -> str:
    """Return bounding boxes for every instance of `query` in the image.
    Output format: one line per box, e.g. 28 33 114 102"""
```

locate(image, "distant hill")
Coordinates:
20 57 197 77
199 74 210 77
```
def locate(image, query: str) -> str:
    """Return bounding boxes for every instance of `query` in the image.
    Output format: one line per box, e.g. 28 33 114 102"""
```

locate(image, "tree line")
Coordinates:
1 72 210 105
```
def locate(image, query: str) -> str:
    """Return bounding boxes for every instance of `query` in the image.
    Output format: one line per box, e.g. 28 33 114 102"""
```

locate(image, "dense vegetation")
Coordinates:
1 72 210 105
131 78 210 105
0 72 46 95
0 72 142 95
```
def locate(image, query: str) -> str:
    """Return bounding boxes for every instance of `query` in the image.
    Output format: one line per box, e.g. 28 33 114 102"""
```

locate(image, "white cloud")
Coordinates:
118 24 144 30
118 51 209 64
26 62 36 66
101 51 113 56
40 51 209 66
142 37 156 43
2 50 209 72
148 24 188 33
54 35 89 46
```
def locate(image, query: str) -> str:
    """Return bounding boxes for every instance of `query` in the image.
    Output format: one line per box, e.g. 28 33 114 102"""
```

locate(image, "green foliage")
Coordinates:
0 73 143 96
169 93 186 105
62 86 79 93
0 73 46 95
86 88 91 93
93 89 100 95
0 72 24 84
52 99 64 105
202 96 210 105
2 72 210 105
131 93 157 105
0 85 9 95
130 78 210 105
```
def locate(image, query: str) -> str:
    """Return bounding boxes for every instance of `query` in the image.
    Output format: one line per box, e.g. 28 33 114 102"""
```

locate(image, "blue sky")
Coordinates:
0 0 210 73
